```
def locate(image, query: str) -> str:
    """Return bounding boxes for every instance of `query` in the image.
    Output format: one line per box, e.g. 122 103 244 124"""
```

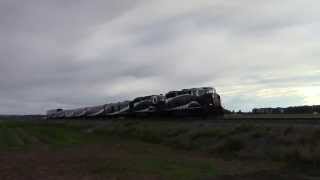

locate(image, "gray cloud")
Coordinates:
0 0 320 114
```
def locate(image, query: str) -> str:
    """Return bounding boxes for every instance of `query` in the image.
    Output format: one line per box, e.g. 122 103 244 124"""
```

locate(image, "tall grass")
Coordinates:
1 119 320 170
93 120 320 170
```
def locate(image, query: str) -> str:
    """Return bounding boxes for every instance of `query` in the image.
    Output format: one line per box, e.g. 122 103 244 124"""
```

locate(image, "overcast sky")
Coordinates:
1 0 320 114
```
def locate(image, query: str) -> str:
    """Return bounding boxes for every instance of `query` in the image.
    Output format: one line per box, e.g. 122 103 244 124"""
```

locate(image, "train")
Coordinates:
46 87 223 119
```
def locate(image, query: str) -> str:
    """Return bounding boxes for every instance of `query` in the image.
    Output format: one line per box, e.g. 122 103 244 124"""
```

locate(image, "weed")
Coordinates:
211 137 245 155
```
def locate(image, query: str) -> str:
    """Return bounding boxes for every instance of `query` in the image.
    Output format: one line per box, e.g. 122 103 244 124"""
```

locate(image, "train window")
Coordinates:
166 92 176 98
180 90 190 95
198 90 205 96
177 91 184 95
182 90 190 95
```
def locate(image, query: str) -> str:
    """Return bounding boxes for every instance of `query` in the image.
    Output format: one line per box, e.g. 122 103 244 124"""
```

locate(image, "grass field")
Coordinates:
0 121 218 180
93 120 320 165
0 119 319 180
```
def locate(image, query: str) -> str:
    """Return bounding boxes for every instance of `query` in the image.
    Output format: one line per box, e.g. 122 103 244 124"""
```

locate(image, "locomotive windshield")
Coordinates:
198 89 206 96
194 88 214 96
206 88 214 94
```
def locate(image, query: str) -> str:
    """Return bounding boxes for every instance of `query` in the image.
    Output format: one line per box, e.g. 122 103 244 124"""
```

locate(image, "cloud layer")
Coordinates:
1 0 320 114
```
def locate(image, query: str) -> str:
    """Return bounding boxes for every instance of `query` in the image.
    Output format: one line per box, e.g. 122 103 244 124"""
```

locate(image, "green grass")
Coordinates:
0 121 97 150
1 119 320 178
85 138 216 180
0 120 217 180
91 120 320 169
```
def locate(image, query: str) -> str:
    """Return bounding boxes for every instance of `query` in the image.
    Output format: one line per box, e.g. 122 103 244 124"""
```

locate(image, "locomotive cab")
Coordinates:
187 87 222 109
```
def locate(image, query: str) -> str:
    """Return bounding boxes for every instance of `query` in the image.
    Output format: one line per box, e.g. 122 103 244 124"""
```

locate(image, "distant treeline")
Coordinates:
252 105 320 114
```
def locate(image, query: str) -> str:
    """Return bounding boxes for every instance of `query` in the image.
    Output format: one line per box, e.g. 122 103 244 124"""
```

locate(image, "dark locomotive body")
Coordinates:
46 87 223 119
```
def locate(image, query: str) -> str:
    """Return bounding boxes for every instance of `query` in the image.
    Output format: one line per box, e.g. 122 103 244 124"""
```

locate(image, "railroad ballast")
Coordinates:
46 87 223 119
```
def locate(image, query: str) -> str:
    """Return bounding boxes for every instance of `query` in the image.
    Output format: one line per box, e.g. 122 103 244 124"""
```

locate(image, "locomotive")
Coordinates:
46 87 223 119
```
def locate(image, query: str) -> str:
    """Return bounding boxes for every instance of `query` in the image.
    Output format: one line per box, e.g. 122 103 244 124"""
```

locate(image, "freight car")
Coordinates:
46 87 223 119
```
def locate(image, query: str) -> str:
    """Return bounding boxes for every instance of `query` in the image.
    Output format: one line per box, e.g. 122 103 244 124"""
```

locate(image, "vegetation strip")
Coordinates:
0 120 320 179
